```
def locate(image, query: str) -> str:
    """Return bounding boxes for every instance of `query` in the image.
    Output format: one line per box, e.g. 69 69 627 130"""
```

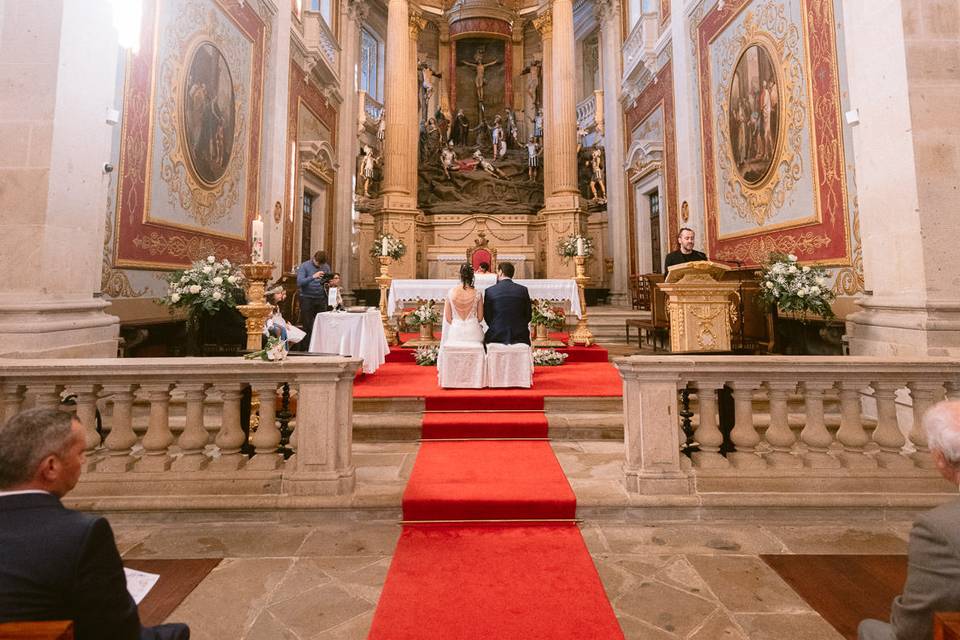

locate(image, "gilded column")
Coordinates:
598 0 629 305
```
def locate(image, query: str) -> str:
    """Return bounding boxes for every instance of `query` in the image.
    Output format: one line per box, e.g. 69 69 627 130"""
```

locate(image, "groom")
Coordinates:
484 262 532 345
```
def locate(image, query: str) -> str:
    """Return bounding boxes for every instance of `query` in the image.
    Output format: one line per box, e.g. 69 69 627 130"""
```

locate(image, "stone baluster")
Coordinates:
727 381 764 468
870 381 912 468
70 384 102 466
98 384 137 472
800 381 841 468
136 383 173 471
248 382 282 469
31 384 61 409
137 384 174 471
211 383 247 470
907 381 944 468
1 383 25 424
764 381 801 468
836 379 877 468
690 381 728 468
171 383 210 471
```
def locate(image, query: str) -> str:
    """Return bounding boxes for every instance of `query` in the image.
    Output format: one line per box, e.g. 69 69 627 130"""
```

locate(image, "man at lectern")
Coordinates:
664 227 708 274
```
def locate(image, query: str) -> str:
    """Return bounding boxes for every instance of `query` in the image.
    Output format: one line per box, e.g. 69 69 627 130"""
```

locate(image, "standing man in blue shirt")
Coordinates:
296 250 331 351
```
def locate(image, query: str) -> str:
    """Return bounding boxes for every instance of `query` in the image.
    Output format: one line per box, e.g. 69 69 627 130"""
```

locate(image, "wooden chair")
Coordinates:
935 612 960 640
624 274 667 350
466 231 497 272
0 621 74 639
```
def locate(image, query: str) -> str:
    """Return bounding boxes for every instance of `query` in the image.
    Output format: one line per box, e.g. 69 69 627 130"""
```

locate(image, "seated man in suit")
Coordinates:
483 261 532 345
859 400 960 640
0 408 190 640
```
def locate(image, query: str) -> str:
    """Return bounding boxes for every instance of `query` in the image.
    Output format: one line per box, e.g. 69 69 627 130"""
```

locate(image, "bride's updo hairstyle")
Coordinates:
460 263 475 288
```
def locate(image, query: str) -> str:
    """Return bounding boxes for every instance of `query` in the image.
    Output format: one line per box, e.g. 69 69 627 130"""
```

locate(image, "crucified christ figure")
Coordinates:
460 50 500 105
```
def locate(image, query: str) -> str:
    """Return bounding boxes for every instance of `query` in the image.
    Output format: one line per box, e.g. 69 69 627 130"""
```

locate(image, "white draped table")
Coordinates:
308 309 389 374
387 278 582 318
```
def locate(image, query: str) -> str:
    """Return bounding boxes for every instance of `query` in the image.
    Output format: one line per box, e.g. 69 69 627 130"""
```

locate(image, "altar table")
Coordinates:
309 309 389 374
387 279 582 318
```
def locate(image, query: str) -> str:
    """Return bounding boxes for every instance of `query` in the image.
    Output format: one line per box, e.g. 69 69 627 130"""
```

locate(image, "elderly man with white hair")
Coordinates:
859 400 960 640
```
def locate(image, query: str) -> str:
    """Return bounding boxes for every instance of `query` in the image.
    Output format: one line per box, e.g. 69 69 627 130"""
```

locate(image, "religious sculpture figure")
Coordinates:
525 136 542 181
588 146 607 202
440 141 458 180
452 108 470 147
577 125 588 153
418 58 442 120
376 109 386 149
472 118 491 148
522 59 542 109
472 149 509 180
504 108 521 148
359 145 380 197
460 49 500 106
491 116 506 161
531 108 544 142
435 109 450 144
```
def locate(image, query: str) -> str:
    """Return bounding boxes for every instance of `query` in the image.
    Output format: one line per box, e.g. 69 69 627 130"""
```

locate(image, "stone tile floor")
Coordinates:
114 515 911 640
109 438 915 639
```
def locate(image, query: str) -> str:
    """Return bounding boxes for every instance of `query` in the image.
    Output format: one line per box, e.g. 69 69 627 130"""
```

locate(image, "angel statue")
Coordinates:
359 145 380 197
460 49 500 105
588 146 607 202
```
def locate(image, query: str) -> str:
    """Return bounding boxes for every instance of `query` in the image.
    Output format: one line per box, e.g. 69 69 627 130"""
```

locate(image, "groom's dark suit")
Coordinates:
0 492 189 640
483 277 532 345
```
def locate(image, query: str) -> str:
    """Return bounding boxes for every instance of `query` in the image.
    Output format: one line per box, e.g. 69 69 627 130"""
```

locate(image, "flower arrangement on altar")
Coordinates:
370 232 406 260
414 344 439 366
243 335 288 362
159 256 245 317
406 301 440 327
557 234 594 262
757 252 835 318
532 348 568 366
530 299 566 329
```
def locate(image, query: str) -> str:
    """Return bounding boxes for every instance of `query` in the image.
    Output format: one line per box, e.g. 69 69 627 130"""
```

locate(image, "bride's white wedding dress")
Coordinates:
437 286 486 388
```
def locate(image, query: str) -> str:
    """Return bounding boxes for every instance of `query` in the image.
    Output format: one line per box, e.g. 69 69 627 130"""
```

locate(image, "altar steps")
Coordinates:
569 305 650 345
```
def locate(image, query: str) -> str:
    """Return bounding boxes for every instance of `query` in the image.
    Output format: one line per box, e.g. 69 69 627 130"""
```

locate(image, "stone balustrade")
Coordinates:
615 356 960 499
302 10 341 83
576 94 597 131
621 13 659 86
0 356 361 510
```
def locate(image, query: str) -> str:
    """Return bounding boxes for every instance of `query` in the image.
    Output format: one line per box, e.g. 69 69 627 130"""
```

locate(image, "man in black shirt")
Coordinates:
664 227 708 274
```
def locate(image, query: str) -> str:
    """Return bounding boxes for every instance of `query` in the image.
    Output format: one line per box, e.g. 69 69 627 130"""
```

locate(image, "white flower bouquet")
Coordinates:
557 234 594 261
244 335 288 362
407 301 440 327
531 299 566 329
414 344 439 366
159 256 245 317
370 233 407 260
757 252 835 318
532 348 568 366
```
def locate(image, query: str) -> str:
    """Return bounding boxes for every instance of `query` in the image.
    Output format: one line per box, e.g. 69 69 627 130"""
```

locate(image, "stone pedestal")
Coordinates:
0 1 119 358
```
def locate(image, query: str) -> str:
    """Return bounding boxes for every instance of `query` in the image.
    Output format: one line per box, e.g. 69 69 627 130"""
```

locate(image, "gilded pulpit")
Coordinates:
660 261 740 353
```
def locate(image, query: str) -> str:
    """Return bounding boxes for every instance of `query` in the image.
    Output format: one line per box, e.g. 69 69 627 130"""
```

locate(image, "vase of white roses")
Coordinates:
758 252 835 354
407 301 440 340
159 256 246 355
557 234 594 264
369 233 407 260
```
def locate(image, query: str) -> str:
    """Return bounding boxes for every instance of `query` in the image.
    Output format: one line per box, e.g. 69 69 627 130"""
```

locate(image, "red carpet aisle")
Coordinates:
368 396 625 639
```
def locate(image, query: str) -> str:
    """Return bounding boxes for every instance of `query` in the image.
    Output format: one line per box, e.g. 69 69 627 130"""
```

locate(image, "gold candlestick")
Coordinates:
568 255 595 347
375 256 399 345
237 262 275 351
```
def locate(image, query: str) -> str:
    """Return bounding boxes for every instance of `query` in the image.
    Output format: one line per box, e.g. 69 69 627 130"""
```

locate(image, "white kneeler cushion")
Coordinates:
485 343 534 389
437 342 487 389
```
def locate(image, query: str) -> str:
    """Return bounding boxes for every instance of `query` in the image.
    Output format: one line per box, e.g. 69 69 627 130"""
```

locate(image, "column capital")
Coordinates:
533 8 552 38
346 0 369 24
511 17 526 43
594 0 620 23
409 6 427 39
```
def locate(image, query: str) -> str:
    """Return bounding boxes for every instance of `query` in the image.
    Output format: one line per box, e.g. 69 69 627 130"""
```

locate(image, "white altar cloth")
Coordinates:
387 279 582 318
308 309 389 374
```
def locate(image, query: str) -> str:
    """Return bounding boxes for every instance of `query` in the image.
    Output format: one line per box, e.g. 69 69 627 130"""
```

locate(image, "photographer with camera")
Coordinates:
295 250 332 351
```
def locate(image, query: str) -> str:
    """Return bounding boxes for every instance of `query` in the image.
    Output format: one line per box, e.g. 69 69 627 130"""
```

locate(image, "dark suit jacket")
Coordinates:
888 497 960 640
0 493 186 640
483 278 532 345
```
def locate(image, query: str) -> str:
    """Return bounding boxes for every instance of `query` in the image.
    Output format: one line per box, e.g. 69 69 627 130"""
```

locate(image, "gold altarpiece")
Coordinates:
660 261 740 353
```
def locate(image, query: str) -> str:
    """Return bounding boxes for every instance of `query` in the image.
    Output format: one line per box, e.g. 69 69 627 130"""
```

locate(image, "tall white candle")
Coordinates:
251 215 264 263
576 237 585 257
381 236 389 256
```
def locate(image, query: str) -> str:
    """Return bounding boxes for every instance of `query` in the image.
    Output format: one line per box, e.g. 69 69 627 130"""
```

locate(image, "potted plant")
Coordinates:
369 233 407 260
414 344 439 366
158 256 246 355
530 298 566 341
406 301 441 340
757 252 836 353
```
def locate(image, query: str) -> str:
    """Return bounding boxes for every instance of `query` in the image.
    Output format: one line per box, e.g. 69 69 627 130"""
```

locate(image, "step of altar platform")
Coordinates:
570 306 649 345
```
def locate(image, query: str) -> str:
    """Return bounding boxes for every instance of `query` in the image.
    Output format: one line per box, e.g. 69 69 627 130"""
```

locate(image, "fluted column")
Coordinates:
597 0 629 305
408 7 426 195
334 0 368 291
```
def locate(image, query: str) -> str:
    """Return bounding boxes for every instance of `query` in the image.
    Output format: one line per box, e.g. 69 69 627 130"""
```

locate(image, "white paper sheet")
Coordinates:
124 567 160 604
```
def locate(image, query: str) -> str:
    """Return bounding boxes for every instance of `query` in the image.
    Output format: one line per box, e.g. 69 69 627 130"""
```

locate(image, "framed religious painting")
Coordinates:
697 0 855 269
114 0 265 269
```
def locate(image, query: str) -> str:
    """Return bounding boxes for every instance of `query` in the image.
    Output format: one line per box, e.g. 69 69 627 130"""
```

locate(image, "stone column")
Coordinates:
535 9 554 198
843 0 960 356
597 0 629 305
260 3 292 268
333 0 367 290
541 0 583 278
408 6 426 196
0 0 119 358
438 21 451 117
377 0 420 278
511 18 526 110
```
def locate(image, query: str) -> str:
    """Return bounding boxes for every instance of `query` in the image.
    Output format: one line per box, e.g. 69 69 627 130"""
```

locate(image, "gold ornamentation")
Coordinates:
832 195 864 295
713 231 832 264
715 2 805 227
533 9 553 38
101 190 145 298
133 232 246 263
156 4 249 228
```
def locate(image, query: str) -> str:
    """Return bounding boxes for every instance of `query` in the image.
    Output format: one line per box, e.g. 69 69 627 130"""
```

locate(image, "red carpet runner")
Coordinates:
368 397 624 638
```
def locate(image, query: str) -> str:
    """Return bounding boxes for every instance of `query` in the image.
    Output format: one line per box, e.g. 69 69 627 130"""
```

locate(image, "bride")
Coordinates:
437 263 486 387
